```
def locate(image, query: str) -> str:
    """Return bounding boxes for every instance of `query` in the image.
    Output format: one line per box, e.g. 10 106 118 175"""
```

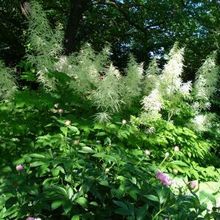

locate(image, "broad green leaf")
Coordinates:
28 153 46 159
51 200 63 210
76 197 88 208
79 146 94 154
30 161 46 167
71 215 80 220
145 195 159 202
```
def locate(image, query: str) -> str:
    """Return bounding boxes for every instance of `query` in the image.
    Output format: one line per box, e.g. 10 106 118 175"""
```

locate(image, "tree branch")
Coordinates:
94 0 163 35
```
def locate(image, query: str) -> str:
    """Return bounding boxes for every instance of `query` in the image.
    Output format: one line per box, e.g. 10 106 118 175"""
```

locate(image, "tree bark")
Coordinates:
64 0 89 55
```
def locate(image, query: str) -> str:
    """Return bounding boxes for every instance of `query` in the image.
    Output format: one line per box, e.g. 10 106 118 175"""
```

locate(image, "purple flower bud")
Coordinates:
156 171 172 186
26 217 35 220
189 180 198 189
16 164 24 171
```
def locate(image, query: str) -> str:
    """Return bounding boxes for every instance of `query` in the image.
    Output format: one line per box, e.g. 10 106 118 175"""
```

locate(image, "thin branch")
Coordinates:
94 0 163 35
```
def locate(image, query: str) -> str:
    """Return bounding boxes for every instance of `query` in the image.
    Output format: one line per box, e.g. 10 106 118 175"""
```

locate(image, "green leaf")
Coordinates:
51 200 63 210
96 132 106 136
28 153 46 158
136 204 148 220
69 126 80 134
113 200 134 216
79 146 94 154
145 195 159 202
170 160 188 167
68 187 74 200
60 127 68 136
30 161 46 167
76 197 88 208
199 191 216 204
52 168 60 177
71 215 80 220
48 186 67 197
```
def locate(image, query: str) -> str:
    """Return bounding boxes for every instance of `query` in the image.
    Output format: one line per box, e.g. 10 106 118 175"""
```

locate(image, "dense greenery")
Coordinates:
1 0 220 77
0 1 220 220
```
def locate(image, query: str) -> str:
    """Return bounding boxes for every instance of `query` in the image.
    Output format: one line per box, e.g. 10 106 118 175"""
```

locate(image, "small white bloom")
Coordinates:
122 119 127 125
174 146 180 152
144 149 151 156
105 168 110 173
73 140 80 145
165 152 169 158
58 109 64 114
51 108 57 113
65 120 71 126
147 127 155 134
54 103 59 108
173 169 178 175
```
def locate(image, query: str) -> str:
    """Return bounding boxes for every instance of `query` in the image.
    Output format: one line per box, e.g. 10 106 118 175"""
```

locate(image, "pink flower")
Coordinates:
156 171 172 186
26 217 35 220
26 217 41 220
189 180 198 190
16 164 24 171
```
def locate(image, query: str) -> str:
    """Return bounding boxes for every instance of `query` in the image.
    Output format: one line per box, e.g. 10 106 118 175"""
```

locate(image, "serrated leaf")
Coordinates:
171 160 188 167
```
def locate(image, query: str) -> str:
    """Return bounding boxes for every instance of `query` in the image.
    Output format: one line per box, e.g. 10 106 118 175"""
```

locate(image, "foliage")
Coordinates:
26 1 63 91
0 61 16 100
0 103 220 219
0 3 220 219
1 0 220 81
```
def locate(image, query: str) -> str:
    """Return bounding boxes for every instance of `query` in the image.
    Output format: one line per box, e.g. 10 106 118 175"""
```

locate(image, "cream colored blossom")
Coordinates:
142 89 163 113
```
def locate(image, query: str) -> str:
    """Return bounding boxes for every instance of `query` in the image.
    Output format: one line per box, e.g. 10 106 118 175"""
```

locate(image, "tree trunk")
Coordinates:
64 0 89 55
